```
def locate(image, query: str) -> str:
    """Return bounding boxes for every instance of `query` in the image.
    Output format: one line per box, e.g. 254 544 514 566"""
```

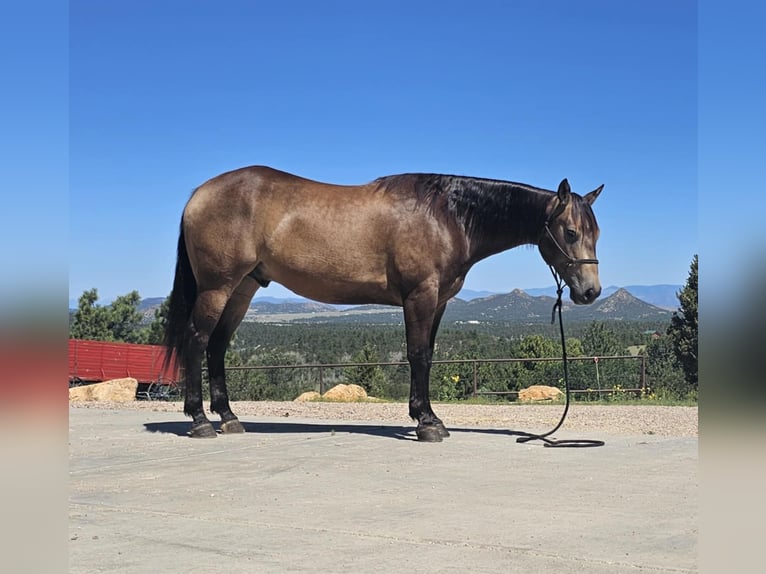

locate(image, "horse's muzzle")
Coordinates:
571 286 601 305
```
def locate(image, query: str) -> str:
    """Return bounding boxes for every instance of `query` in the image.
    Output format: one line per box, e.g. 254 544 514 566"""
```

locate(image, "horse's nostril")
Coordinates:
585 287 601 302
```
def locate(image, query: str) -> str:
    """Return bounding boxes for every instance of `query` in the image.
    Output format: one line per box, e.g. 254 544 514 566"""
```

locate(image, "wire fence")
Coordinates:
212 355 647 402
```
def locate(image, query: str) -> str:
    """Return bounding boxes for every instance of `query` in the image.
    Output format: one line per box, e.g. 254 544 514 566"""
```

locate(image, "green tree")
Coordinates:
667 254 698 390
70 288 111 340
343 342 388 397
508 334 562 391
581 322 633 394
565 337 585 357
237 348 307 401
582 322 621 356
645 335 687 398
108 291 146 343
516 334 557 361
69 288 147 343
560 337 594 395
145 296 170 345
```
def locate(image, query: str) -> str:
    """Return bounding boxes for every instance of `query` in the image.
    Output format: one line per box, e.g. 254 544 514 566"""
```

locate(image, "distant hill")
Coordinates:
442 287 671 324
524 284 680 310
568 288 673 321
138 297 166 311
445 289 550 323
71 284 679 311
609 284 680 310
233 286 671 324
124 284 676 325
457 289 498 301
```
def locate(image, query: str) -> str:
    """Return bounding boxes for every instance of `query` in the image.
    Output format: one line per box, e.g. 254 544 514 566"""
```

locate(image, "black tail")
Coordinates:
163 222 197 376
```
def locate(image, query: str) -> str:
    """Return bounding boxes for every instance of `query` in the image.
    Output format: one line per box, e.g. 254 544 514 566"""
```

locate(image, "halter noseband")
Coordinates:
543 202 599 268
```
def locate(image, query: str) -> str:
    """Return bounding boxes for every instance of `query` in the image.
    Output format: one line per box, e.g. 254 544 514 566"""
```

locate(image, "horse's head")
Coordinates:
538 179 603 305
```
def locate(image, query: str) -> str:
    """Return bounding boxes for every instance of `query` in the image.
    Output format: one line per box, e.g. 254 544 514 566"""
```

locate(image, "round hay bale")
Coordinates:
294 391 321 402
518 385 564 402
322 383 368 402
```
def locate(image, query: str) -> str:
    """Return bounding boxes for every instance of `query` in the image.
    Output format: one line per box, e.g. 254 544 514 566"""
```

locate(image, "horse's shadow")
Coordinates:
143 420 528 441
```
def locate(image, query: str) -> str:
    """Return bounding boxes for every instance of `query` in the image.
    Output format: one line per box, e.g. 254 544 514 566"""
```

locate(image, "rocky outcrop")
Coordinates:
69 378 139 402
294 384 371 402
518 385 564 402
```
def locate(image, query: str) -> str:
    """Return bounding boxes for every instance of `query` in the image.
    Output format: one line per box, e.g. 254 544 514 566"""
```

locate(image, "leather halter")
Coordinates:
542 201 599 268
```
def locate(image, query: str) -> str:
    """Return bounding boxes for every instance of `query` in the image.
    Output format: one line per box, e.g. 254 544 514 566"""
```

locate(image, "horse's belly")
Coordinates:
268 265 400 306
258 240 401 305
258 206 440 306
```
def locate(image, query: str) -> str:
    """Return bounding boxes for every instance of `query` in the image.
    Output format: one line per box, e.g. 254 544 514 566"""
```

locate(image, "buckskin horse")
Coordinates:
164 166 603 441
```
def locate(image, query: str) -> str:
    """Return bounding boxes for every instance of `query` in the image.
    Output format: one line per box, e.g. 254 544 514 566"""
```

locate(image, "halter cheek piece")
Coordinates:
542 202 599 268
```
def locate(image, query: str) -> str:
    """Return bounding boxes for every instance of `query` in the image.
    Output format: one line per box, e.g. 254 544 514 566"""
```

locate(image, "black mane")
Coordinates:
375 173 555 242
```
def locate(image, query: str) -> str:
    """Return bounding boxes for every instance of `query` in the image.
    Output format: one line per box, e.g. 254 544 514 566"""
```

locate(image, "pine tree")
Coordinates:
69 288 147 343
145 296 170 344
582 321 621 356
645 335 686 398
344 342 387 396
107 291 145 343
667 254 698 389
70 288 112 340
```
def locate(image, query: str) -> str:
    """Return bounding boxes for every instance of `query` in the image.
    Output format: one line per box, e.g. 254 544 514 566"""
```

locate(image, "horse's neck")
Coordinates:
455 182 549 264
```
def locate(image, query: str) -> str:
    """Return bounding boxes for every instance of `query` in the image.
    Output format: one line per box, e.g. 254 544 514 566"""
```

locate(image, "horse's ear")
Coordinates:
584 184 604 205
557 179 571 206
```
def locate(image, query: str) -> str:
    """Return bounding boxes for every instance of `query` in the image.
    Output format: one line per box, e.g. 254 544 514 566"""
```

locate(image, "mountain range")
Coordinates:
234 286 674 325
107 284 679 325
445 288 673 324
520 284 681 309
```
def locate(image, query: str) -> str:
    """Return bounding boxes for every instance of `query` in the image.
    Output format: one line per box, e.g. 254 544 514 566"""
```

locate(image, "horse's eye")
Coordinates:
565 229 578 243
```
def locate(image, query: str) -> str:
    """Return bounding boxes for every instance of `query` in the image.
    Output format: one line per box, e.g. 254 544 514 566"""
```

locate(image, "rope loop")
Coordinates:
515 266 605 448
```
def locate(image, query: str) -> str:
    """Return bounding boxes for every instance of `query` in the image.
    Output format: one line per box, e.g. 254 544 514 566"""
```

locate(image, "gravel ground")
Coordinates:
71 400 698 437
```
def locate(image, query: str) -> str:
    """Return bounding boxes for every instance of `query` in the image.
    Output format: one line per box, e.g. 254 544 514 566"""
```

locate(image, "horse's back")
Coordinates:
181 166 464 305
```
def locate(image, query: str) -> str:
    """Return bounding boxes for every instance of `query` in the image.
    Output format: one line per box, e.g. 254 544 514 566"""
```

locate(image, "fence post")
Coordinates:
594 357 602 399
640 354 646 395
472 360 478 398
319 366 325 395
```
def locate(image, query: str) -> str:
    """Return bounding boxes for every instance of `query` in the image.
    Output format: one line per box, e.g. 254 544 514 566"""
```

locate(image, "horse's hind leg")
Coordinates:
184 287 232 438
207 277 260 434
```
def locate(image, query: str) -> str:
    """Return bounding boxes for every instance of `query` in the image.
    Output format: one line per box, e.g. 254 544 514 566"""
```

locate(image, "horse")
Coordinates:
164 166 603 441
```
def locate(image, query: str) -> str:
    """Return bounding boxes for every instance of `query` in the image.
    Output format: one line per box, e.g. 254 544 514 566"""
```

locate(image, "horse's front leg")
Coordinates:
404 290 449 442
408 346 451 442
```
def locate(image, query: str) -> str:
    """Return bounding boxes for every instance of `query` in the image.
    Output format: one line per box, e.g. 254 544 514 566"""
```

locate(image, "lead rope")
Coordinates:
515 266 605 448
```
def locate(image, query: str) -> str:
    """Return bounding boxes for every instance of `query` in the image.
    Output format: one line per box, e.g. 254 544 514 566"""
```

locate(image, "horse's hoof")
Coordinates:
434 422 451 438
220 419 245 434
416 425 444 442
188 422 217 438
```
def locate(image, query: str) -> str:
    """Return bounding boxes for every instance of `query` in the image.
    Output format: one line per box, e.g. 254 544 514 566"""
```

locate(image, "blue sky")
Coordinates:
64 0 698 303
